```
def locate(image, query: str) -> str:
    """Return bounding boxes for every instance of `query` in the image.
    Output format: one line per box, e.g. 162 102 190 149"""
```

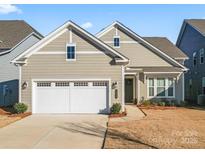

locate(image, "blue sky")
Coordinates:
1 4 205 43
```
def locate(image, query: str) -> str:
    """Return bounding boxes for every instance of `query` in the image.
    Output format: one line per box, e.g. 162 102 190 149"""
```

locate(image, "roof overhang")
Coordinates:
11 20 129 64
97 21 188 71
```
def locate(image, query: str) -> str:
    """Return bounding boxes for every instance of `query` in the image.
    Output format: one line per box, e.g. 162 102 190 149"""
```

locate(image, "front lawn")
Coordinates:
104 107 205 149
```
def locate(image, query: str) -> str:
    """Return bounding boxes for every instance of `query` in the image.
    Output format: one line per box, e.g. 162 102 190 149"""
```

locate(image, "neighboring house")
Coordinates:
12 20 187 114
0 20 43 107
176 19 205 103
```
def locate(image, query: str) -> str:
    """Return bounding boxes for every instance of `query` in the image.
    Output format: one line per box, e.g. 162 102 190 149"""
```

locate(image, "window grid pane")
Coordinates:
157 78 165 96
114 38 120 47
148 78 154 96
67 46 75 59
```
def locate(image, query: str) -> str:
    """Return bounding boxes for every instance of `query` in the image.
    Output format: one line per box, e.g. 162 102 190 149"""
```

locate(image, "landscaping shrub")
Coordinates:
170 99 178 106
142 100 151 106
165 101 171 106
14 103 28 114
179 100 188 107
158 102 166 106
110 103 121 114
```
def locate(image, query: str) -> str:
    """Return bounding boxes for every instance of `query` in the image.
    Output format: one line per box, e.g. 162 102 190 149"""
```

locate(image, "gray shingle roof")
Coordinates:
0 20 43 52
185 19 205 36
143 37 188 59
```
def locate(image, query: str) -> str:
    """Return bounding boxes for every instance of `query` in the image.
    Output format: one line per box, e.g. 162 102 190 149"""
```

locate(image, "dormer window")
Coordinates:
66 44 76 61
113 36 120 48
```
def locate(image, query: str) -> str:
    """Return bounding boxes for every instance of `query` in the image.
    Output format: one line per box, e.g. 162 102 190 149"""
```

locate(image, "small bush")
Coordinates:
14 103 28 114
142 100 151 106
170 99 178 106
165 101 171 106
158 102 166 106
179 100 188 107
110 103 121 114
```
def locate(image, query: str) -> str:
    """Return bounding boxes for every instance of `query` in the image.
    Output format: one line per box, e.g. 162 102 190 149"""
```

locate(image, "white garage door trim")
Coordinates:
32 78 111 114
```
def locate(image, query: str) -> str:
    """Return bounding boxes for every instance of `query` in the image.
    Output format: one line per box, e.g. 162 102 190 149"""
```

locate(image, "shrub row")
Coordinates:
139 100 188 107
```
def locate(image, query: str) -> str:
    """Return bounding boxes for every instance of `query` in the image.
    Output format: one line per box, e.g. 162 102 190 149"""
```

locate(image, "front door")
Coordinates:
125 78 133 103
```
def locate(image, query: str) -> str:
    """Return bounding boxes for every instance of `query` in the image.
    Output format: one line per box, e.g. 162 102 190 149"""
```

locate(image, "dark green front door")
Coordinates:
125 78 133 103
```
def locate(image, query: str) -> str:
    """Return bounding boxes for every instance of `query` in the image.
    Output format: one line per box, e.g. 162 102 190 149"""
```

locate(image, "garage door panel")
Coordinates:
35 87 70 113
34 81 109 114
70 87 108 113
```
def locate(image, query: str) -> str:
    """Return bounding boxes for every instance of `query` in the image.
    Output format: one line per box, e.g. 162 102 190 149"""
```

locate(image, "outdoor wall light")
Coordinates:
22 81 28 89
112 82 118 89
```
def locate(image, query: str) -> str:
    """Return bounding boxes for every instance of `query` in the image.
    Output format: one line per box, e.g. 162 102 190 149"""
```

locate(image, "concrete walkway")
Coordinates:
0 114 108 149
110 105 145 123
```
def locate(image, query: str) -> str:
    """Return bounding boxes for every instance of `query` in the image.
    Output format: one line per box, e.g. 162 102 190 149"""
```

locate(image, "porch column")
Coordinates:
136 73 140 104
121 66 125 112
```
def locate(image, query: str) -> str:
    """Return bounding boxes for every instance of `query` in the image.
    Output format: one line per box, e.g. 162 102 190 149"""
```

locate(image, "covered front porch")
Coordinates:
124 67 184 104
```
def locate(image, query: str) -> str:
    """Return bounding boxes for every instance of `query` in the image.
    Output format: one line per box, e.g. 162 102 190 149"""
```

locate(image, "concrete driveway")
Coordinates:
0 114 108 149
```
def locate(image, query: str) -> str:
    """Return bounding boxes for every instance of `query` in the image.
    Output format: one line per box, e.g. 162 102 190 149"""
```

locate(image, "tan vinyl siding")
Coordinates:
40 32 67 51
21 54 122 111
100 28 172 67
72 31 100 51
99 27 116 41
40 30 100 52
117 29 135 41
117 43 171 67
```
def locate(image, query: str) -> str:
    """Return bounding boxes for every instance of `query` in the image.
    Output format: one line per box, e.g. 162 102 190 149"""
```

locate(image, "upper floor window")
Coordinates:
66 44 76 60
200 48 204 64
113 36 120 47
193 52 197 66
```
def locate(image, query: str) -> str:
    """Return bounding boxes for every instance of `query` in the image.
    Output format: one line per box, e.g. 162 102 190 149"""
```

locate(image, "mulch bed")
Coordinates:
8 112 31 118
138 105 177 110
109 108 127 118
109 112 127 118
0 107 31 118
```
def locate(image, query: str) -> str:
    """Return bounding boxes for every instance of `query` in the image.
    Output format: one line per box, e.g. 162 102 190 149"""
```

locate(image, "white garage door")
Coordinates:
34 81 109 114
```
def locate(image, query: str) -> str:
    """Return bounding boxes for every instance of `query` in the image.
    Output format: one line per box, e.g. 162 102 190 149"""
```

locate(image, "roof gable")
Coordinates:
177 19 205 46
96 21 187 71
12 20 129 64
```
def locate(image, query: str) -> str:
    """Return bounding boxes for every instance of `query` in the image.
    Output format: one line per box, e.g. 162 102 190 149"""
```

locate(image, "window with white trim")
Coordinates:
147 78 175 98
113 36 120 47
148 78 154 97
66 44 76 60
200 48 204 64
